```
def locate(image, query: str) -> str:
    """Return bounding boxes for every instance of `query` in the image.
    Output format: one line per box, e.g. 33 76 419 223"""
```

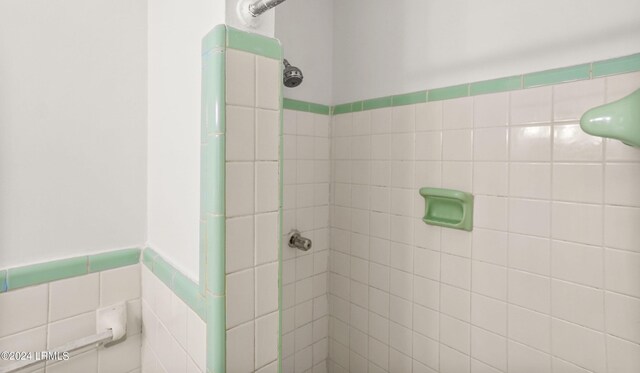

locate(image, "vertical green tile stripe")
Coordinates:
206 294 225 373
593 53 640 77
283 98 310 111
428 84 469 101
205 215 225 295
7 257 87 290
470 76 522 96
89 248 140 273
226 26 282 60
309 102 330 115
363 96 393 111
392 91 427 106
202 24 227 54
0 270 7 293
524 63 590 88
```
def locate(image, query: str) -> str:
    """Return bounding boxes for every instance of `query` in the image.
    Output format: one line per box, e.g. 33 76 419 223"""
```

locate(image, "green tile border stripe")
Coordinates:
392 91 427 106
593 53 640 77
89 248 140 273
142 248 206 320
470 76 522 96
329 52 640 114
523 63 590 88
0 270 7 293
226 26 282 60
1 248 141 292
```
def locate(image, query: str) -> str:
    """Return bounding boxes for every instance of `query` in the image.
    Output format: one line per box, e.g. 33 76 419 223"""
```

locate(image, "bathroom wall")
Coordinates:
0 0 147 269
275 0 334 105
0 264 142 373
327 72 640 373
223 45 282 373
140 264 206 373
332 0 640 103
147 0 225 280
281 109 331 373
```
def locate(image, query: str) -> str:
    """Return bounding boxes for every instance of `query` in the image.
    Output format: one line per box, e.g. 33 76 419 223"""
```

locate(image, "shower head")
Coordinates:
283 59 303 88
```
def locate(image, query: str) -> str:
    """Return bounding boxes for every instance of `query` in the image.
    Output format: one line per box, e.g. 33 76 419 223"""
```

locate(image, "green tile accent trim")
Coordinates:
523 63 590 88
142 248 207 320
226 26 282 60
428 84 469 101
202 24 227 54
592 53 640 77
363 96 393 111
309 102 331 115
329 53 640 114
206 293 225 373
205 215 225 295
332 102 352 115
470 76 522 96
393 91 427 106
283 98 309 111
174 271 207 319
351 101 363 112
89 248 140 273
0 270 7 293
7 257 87 290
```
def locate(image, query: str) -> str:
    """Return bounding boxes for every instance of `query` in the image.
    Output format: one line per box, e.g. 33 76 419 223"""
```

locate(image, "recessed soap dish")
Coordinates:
419 187 474 231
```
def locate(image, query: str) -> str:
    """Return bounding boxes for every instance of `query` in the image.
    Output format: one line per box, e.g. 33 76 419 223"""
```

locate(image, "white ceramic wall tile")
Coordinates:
604 206 640 253
553 124 603 162
100 265 141 306
47 311 95 348
443 97 473 129
226 49 255 107
604 248 640 298
605 163 640 207
256 56 280 110
473 128 508 161
551 202 603 246
227 269 255 329
0 283 48 338
553 79 605 122
226 106 255 161
226 216 255 273
326 73 640 373
226 162 255 217
551 318 606 373
509 125 551 162
227 322 255 373
49 273 99 322
509 163 551 199
510 86 552 125
550 240 602 288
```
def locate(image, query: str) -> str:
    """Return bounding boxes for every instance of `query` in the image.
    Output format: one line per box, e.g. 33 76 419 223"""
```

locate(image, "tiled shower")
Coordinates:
1 1 639 373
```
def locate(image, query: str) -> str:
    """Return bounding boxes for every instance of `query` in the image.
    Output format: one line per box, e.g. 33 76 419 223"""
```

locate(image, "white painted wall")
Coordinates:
332 0 640 103
0 0 147 269
275 0 334 105
226 0 275 37
147 0 225 280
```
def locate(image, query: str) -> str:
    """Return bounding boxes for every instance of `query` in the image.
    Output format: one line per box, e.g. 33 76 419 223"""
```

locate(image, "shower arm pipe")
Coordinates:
247 0 288 17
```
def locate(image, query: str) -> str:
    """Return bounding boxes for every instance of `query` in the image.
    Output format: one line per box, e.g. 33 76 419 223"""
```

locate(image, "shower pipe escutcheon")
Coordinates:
248 0 288 17
289 230 312 251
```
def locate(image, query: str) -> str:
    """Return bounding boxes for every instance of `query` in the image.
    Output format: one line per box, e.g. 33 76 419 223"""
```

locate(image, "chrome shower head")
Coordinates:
283 59 303 88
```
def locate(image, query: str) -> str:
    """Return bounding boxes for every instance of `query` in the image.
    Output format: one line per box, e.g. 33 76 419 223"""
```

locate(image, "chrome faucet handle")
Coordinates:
288 230 312 251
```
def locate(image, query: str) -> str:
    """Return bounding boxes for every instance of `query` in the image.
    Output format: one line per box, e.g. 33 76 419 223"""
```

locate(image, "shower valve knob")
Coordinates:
288 231 312 251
